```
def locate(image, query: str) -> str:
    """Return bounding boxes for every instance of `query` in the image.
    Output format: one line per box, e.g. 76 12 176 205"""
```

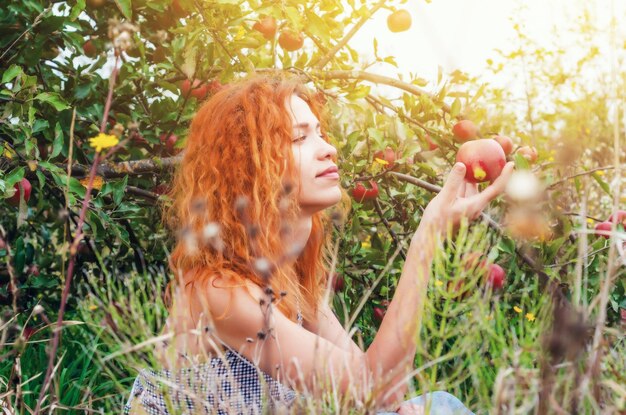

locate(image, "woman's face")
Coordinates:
286 94 342 215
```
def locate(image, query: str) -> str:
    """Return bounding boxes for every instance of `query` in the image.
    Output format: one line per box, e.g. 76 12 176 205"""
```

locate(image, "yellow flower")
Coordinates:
374 157 389 165
513 306 523 313
586 218 594 225
525 312 535 322
547 156 554 162
361 241 371 249
88 133 119 152
596 170 604 176
435 280 443 287
80 175 104 191
88 304 98 311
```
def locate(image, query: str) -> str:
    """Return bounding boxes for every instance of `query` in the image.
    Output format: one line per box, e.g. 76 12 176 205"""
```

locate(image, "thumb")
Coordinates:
439 162 466 202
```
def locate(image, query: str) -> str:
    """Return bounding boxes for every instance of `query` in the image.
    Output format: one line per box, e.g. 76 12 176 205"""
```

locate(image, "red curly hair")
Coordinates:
160 72 350 326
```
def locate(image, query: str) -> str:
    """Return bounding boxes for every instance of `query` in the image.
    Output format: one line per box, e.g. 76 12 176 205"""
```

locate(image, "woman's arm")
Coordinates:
304 299 363 355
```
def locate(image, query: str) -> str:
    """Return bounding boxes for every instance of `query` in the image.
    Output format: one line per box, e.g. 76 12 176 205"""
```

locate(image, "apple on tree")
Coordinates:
253 16 278 40
387 10 412 33
493 135 514 155
516 146 538 163
373 306 386 323
373 147 396 169
456 139 506 183
180 79 209 101
160 133 179 155
83 39 97 57
8 178 32 207
452 120 478 142
278 29 304 51
351 180 379 203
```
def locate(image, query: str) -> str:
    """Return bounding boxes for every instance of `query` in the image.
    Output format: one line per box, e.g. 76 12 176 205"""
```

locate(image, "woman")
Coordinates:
124 73 514 414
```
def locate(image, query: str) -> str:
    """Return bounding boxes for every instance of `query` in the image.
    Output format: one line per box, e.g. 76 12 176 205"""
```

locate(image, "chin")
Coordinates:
301 189 343 214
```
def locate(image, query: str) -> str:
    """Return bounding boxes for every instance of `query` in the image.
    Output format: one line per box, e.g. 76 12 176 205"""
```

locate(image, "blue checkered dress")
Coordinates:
124 313 303 414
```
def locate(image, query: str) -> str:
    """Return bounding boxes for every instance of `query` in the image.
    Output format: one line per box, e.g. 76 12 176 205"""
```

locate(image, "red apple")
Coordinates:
594 221 613 239
160 133 179 155
331 272 344 292
516 146 538 163
207 79 224 95
253 16 277 40
373 146 396 169
8 178 32 207
373 306 386 323
83 39 97 57
351 180 379 202
452 120 478 143
180 79 209 100
486 264 505 290
456 139 506 183
608 210 626 227
493 135 514 155
425 134 439 150
152 184 171 196
278 29 304 51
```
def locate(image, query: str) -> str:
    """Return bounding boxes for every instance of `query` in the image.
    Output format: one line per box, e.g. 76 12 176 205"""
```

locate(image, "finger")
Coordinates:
465 182 478 197
474 162 515 205
456 180 467 199
439 163 466 202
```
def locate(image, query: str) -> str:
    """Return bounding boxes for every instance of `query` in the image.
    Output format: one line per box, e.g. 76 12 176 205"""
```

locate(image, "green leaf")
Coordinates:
591 172 612 196
114 0 133 20
2 65 23 84
450 98 461 118
69 0 86 20
35 92 70 112
51 122 64 159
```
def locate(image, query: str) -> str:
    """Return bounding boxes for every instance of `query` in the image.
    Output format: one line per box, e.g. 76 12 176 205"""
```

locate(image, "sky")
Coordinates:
348 0 625 94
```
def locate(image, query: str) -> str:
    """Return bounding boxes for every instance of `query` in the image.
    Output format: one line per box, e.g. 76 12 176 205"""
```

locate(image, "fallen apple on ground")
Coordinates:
486 264 505 290
456 139 506 183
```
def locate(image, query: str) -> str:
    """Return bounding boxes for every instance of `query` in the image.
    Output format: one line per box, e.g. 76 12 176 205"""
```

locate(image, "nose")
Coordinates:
319 136 337 162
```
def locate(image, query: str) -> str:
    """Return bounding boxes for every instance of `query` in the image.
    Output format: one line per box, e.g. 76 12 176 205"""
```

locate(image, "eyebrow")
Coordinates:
292 122 321 130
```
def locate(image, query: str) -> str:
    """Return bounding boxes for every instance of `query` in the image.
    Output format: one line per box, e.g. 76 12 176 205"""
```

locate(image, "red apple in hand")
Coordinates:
486 264 505 290
8 178 32 207
493 135 514 155
456 139 506 183
452 120 478 143
373 147 396 169
351 180 379 202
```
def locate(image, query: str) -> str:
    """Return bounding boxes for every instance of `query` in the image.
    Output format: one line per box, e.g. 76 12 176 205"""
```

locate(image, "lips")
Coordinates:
316 165 338 177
